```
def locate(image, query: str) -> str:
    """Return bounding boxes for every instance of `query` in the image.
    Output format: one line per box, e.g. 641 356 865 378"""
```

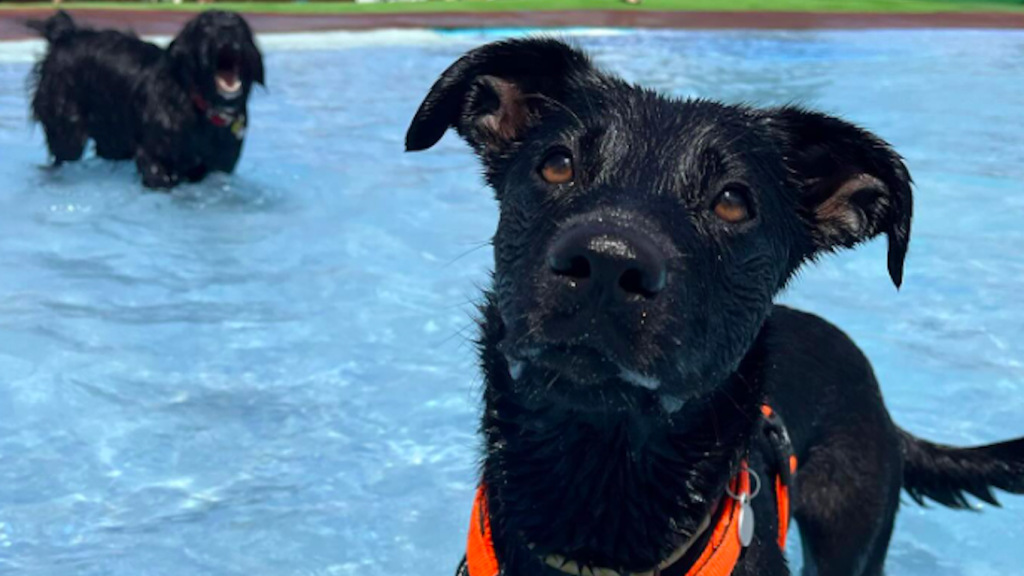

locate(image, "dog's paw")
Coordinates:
140 164 179 190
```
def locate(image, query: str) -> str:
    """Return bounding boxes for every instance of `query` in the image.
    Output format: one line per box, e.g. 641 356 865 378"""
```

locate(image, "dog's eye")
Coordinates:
712 188 753 224
539 152 574 184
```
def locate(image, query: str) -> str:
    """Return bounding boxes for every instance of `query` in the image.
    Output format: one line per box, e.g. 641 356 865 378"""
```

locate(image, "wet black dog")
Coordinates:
406 39 1024 576
28 10 264 189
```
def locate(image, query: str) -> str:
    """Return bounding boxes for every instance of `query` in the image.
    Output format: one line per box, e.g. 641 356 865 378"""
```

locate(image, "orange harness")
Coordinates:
465 405 797 576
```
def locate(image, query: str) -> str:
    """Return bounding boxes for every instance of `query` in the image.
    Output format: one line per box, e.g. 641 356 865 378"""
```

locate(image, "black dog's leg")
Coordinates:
134 124 187 190
39 106 87 165
792 430 902 576
43 122 87 165
186 164 209 183
136 149 179 190
33 72 88 165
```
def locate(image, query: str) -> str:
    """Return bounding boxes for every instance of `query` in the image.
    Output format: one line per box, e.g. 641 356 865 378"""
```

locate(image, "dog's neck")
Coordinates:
476 298 768 574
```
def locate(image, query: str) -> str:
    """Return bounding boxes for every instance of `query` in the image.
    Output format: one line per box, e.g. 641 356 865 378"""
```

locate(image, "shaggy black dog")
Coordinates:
28 10 264 189
406 38 1024 576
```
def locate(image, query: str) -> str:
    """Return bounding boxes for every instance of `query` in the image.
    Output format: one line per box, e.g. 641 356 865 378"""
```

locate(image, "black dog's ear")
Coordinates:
167 19 199 90
405 38 595 153
245 42 265 87
773 107 914 288
240 20 264 87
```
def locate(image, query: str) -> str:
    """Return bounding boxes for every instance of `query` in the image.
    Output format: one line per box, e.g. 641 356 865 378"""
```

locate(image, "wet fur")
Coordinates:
28 10 264 189
406 38 1024 576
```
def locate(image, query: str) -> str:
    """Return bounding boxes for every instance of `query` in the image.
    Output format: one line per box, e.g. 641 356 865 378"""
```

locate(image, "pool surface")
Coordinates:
1 29 1022 576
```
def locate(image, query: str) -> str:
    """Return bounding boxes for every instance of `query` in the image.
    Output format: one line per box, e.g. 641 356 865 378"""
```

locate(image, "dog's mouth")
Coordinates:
502 343 676 402
215 50 243 100
507 345 619 384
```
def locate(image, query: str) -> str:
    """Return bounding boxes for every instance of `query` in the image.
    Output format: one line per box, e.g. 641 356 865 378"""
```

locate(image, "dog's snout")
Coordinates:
548 223 667 300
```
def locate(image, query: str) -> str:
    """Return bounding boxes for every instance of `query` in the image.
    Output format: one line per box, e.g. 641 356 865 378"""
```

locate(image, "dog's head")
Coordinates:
168 10 264 108
407 38 912 411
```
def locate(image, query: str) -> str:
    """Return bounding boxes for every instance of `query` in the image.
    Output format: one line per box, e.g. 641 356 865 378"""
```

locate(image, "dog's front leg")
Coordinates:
136 149 180 190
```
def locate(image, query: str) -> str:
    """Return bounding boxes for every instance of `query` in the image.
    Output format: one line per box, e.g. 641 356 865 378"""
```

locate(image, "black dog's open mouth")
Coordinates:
215 49 242 100
504 344 663 392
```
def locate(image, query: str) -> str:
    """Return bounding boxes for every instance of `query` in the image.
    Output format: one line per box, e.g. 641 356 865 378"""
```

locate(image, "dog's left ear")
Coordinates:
773 107 914 288
405 38 595 153
168 19 199 90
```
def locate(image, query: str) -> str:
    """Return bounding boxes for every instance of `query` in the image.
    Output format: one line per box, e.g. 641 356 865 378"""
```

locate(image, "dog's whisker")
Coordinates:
436 323 477 349
443 241 492 268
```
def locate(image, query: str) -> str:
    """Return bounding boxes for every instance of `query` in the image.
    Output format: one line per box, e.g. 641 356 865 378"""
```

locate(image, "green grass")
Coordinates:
4 0 1024 13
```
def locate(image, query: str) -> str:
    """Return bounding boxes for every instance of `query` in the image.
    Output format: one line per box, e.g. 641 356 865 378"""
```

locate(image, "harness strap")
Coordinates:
465 405 797 576
680 467 750 576
467 485 500 576
760 405 797 549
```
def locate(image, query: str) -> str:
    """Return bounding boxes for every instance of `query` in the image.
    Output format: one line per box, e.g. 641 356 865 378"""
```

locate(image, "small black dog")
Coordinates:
406 39 1024 576
28 10 264 189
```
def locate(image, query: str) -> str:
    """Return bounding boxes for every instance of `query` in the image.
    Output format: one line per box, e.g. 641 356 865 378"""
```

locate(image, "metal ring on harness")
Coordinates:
725 464 761 501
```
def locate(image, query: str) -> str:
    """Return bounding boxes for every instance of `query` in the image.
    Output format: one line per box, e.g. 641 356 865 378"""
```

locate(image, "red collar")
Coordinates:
465 406 795 576
191 91 238 129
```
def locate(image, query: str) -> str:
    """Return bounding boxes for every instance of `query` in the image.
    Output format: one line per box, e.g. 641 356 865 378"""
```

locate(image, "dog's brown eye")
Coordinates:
540 152 574 184
713 188 752 224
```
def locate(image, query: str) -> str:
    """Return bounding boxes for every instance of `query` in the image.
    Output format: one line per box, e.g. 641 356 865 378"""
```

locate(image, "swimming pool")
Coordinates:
0 28 1022 576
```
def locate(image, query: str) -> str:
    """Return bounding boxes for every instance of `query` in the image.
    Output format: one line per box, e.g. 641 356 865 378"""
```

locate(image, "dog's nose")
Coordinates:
547 224 667 300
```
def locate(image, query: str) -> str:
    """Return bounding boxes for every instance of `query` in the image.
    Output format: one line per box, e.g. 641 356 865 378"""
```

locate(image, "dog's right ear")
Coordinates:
405 38 594 153
238 18 265 87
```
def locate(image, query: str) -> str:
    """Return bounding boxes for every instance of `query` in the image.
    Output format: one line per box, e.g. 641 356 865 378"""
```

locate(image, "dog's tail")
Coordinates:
26 10 76 44
900 428 1024 509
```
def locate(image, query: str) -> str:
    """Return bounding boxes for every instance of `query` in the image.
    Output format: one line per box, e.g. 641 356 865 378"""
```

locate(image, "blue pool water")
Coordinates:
0 29 1022 576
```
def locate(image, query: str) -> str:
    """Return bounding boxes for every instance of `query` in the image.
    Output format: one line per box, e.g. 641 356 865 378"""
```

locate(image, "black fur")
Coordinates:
900 431 1024 509
28 10 264 189
406 38 1024 576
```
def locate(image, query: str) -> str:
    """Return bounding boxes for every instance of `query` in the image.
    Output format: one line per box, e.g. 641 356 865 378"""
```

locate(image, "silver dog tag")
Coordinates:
738 497 755 547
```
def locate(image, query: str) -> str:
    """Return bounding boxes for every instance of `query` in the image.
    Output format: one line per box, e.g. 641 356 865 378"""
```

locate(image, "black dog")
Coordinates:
406 38 1024 576
28 10 264 189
